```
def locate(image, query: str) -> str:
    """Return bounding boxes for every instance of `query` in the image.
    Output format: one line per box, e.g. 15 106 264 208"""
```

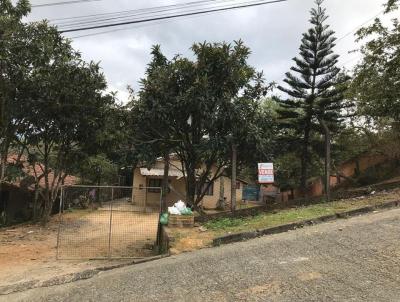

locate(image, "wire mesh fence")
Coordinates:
56 185 161 260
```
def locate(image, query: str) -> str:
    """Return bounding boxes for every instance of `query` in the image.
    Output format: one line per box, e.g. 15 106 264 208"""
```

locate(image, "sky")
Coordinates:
26 0 393 103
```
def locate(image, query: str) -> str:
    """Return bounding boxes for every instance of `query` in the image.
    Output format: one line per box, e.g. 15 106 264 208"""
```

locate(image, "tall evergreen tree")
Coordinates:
277 0 348 199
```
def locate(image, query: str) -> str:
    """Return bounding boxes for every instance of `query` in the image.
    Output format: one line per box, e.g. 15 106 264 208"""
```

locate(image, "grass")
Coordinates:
204 189 400 235
164 189 399 255
204 205 336 234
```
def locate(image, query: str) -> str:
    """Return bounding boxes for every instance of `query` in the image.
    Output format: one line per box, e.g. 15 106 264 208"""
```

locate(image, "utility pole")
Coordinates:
231 143 237 212
319 119 331 202
161 150 170 213
324 129 331 202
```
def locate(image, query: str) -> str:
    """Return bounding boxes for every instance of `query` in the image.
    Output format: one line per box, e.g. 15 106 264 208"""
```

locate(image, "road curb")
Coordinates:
0 254 169 296
213 200 400 246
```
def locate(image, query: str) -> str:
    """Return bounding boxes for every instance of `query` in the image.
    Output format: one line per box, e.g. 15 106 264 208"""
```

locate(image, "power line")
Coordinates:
55 0 234 28
336 10 384 44
57 0 284 30
335 9 385 69
49 0 220 22
58 0 287 33
68 15 200 39
68 7 244 39
32 0 101 8
63 0 285 38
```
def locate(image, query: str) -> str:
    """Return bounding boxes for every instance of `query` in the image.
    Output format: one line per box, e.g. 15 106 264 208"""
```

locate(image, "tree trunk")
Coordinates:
32 183 42 222
231 144 237 213
216 175 225 210
185 166 196 207
161 151 170 213
300 125 310 195
0 152 6 181
319 119 331 202
40 191 52 226
0 137 9 182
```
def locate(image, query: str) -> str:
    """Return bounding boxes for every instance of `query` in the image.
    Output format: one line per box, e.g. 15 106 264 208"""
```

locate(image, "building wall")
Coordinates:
279 153 391 201
132 161 243 210
340 154 388 178
0 183 33 225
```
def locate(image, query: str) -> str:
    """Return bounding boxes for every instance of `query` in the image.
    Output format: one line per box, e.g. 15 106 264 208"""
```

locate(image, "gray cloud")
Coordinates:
27 0 389 103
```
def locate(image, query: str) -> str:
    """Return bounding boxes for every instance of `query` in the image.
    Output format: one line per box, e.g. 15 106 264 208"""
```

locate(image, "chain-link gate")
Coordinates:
56 185 161 260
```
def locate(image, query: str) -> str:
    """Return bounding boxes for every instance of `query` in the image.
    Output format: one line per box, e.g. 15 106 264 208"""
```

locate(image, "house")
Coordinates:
0 154 77 225
0 182 33 225
131 155 245 210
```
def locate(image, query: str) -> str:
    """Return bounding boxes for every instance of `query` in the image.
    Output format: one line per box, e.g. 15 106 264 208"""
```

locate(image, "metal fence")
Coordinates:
56 185 161 260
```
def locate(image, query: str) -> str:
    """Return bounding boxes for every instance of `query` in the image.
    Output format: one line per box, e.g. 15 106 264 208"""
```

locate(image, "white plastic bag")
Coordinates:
168 206 181 215
174 200 186 212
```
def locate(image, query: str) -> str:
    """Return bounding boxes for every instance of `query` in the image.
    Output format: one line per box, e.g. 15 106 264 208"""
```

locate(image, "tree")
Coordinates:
14 22 114 224
0 0 31 181
135 41 272 211
385 0 398 12
76 154 119 185
132 45 179 212
277 0 348 199
350 0 400 122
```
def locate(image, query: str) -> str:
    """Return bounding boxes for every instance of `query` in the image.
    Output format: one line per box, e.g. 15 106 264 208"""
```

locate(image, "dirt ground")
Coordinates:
166 226 216 255
0 202 159 289
58 202 159 259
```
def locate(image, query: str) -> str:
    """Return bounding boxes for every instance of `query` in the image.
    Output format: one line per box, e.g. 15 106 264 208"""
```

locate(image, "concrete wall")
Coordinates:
279 153 391 201
132 160 243 209
200 175 243 209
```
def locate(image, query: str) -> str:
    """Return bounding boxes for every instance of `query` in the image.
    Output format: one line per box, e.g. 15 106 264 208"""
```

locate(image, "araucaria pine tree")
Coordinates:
277 0 347 200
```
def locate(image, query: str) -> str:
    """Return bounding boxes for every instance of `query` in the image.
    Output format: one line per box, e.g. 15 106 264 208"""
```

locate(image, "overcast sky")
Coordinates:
26 0 392 103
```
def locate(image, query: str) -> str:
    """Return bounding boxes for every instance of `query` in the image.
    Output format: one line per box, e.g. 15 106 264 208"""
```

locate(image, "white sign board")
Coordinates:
258 163 274 184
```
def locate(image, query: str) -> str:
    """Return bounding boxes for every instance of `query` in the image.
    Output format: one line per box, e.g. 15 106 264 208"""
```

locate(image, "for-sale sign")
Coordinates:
258 163 274 184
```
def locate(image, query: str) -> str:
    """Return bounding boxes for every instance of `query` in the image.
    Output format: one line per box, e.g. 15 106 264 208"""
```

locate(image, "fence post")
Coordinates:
56 186 64 260
108 192 113 259
111 187 114 201
144 187 147 213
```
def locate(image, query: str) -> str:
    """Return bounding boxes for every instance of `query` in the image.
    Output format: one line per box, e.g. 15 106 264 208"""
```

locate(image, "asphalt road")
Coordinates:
4 208 400 302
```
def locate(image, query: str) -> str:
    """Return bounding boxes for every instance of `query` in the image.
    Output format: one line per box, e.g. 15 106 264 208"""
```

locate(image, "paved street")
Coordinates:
4 208 400 302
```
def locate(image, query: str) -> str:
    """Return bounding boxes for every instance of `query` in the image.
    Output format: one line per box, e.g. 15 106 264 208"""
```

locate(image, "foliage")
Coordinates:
204 216 248 230
274 152 302 189
350 2 400 123
385 0 398 12
134 41 274 208
20 26 113 223
98 103 138 169
75 154 119 185
277 0 348 192
131 45 175 165
204 191 399 234
0 8 115 223
0 0 31 180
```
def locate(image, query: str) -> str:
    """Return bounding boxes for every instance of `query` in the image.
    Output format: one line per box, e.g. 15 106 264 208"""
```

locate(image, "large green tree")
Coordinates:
135 41 272 210
277 0 347 199
13 21 113 223
132 45 179 212
0 0 31 180
350 0 399 122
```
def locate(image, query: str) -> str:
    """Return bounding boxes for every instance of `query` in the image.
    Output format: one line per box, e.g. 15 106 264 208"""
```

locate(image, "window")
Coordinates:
148 179 162 193
236 181 241 190
197 181 214 196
